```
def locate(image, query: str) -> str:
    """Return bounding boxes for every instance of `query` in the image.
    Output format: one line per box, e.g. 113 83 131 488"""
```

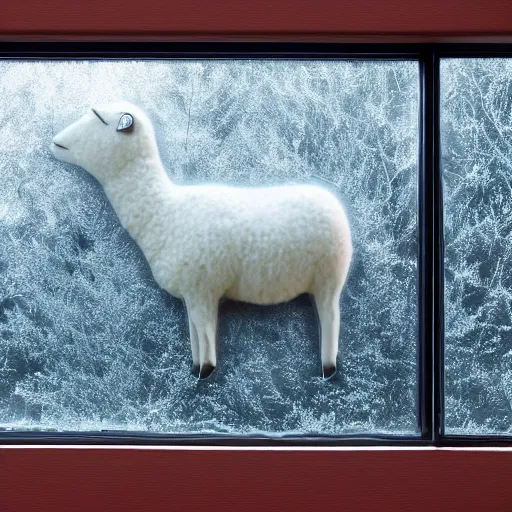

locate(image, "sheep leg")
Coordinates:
187 299 219 380
314 289 341 380
188 314 200 377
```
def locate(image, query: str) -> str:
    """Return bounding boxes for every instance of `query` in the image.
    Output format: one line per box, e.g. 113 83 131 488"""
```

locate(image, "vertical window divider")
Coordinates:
432 49 444 444
419 46 443 444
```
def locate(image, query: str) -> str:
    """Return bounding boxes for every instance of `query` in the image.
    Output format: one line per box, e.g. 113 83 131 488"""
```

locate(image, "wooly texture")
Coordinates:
51 101 353 379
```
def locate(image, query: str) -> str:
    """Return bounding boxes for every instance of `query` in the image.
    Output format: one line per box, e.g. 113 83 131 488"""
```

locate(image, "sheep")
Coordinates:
50 101 352 380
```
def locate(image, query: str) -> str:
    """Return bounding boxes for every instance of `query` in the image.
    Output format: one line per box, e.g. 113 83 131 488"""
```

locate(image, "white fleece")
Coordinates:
51 101 352 379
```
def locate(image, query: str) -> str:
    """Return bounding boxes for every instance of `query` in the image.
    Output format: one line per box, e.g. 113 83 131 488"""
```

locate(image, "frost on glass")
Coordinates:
442 59 512 434
0 60 418 434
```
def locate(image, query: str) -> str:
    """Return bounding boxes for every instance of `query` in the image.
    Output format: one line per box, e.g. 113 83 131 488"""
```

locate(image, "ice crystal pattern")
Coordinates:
442 59 512 434
0 60 418 434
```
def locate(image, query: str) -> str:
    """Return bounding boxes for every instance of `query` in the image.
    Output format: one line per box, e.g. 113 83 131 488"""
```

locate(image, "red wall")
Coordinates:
2 1 512 511
1 448 512 511
1 0 512 40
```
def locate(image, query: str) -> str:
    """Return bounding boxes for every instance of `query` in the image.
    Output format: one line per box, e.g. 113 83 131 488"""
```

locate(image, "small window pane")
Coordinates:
0 59 419 435
442 58 512 434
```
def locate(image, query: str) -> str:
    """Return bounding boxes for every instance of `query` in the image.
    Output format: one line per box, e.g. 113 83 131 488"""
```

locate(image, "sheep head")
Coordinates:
51 101 158 185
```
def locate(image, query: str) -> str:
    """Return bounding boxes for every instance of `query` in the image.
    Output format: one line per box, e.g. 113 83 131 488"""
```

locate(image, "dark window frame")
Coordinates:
0 42 511 447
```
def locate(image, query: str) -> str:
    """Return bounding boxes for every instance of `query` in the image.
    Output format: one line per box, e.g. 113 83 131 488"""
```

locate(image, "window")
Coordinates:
442 57 512 436
0 43 511 445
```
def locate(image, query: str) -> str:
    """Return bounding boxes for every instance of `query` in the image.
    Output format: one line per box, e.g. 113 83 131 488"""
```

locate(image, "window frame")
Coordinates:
0 42 511 447
436 43 512 447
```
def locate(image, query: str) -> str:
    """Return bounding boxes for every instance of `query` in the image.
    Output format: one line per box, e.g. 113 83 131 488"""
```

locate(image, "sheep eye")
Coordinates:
117 113 134 132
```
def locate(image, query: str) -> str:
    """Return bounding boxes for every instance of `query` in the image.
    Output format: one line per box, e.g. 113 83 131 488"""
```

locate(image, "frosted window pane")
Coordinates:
442 59 512 434
0 60 419 435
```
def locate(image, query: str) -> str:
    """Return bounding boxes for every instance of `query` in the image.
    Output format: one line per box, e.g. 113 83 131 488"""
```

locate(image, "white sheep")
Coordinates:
51 101 352 380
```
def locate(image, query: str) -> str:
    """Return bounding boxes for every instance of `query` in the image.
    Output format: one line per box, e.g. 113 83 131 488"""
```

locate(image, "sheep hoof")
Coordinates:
199 363 216 380
322 364 337 380
191 364 200 377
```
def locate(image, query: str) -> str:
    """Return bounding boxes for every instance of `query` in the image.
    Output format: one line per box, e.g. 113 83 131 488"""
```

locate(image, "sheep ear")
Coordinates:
117 113 134 132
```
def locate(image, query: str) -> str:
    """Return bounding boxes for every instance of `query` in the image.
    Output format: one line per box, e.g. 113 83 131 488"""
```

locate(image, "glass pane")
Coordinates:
442 58 512 434
0 59 419 435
